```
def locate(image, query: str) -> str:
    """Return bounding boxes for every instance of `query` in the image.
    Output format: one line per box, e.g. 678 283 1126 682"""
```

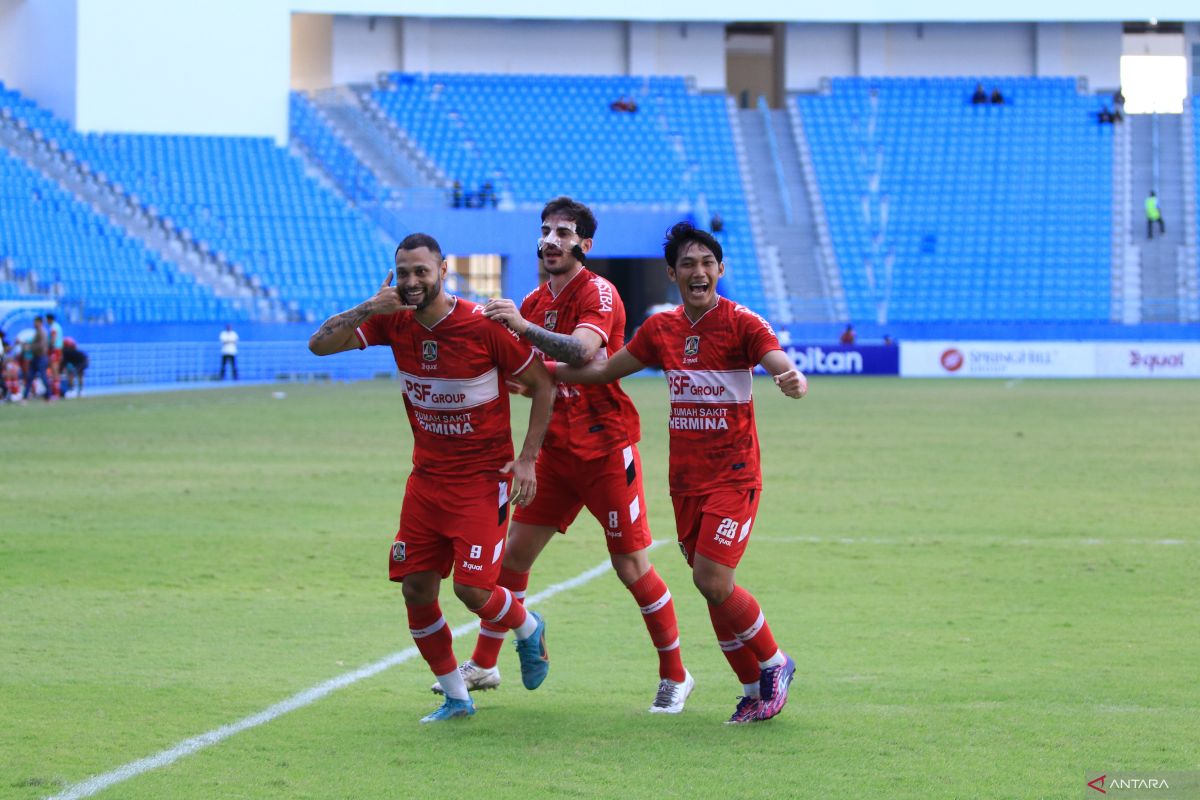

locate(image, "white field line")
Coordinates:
46 541 665 800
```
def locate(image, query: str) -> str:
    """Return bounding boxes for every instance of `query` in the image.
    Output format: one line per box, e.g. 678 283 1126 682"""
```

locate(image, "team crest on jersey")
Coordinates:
422 340 438 362
684 335 700 356
544 310 558 331
391 541 407 562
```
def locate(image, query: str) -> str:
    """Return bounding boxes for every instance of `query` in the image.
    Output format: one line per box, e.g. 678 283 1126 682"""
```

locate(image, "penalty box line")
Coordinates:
46 540 667 800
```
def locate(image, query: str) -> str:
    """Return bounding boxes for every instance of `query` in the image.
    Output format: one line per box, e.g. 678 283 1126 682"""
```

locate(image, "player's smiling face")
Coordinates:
538 214 590 275
669 241 724 313
394 246 446 310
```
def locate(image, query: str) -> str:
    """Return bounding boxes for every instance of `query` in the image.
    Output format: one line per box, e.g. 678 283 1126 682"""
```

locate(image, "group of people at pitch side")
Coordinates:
2 313 88 404
309 197 808 725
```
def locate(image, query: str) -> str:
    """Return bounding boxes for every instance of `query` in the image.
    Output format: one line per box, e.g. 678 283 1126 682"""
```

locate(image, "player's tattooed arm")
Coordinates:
482 298 601 366
760 349 808 398
520 324 590 365
556 347 645 386
309 271 413 355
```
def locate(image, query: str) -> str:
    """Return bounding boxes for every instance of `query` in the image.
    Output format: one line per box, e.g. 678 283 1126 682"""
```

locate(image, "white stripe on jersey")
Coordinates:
665 369 754 405
397 368 500 411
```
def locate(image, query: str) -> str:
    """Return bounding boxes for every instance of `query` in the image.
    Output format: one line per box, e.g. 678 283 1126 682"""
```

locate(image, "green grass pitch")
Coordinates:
2 377 1197 799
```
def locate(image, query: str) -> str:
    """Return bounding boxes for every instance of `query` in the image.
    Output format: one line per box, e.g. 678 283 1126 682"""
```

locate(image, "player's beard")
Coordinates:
539 246 578 276
405 279 442 310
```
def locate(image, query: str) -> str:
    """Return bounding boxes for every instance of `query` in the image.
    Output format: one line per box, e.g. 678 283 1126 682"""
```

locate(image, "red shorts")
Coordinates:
513 444 651 555
672 488 761 569
388 474 512 589
49 349 62 367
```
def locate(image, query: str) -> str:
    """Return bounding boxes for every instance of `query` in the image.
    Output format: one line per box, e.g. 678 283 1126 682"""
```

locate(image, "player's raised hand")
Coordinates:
773 368 808 399
500 456 537 506
482 298 528 334
371 270 416 314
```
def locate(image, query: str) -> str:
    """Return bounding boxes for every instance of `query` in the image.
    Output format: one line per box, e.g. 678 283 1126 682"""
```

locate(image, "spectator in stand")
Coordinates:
479 181 497 208
609 96 639 113
971 83 988 105
1113 87 1126 112
1098 107 1115 125
1146 191 1165 240
710 213 724 234
219 323 239 380
883 334 895 346
61 337 89 398
839 324 856 345
990 87 1005 105
452 181 464 209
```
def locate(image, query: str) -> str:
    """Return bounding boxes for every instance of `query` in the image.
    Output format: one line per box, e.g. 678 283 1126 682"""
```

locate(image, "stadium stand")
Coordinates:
372 73 766 309
797 77 1113 323
0 81 392 322
289 91 386 204
0 142 245 323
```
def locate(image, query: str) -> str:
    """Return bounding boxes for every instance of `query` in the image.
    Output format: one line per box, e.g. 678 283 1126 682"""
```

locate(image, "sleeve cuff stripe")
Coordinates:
512 351 536 376
575 322 608 343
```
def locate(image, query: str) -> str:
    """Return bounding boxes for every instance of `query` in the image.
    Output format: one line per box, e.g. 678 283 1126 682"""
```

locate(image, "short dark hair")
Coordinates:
540 197 597 240
33 315 44 323
395 233 443 261
46 313 56 322
663 221 723 268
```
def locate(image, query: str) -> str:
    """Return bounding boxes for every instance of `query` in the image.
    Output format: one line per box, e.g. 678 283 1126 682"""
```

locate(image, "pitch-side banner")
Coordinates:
901 341 1200 378
782 345 899 375
1095 343 1200 378
900 341 1096 378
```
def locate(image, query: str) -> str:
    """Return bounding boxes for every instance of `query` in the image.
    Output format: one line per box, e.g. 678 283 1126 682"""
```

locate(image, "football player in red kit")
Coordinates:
557 221 807 723
309 233 556 724
455 197 694 714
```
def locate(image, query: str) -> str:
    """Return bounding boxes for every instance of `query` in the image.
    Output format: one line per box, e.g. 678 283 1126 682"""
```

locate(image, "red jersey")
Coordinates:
356 297 536 479
626 297 780 496
520 268 640 459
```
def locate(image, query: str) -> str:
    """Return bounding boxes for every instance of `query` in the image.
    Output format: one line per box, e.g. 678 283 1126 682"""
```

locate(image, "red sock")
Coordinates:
407 601 457 676
707 602 762 684
473 586 528 630
628 567 687 682
472 567 528 669
713 586 779 663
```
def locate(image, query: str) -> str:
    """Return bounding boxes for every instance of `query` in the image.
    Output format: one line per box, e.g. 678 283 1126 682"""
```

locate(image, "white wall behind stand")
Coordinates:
0 0 79 124
331 13 402 85
786 24 857 93
396 18 724 90
401 17 627 75
872 23 1038 77
1036 23 1121 91
627 22 725 91
785 21 1122 93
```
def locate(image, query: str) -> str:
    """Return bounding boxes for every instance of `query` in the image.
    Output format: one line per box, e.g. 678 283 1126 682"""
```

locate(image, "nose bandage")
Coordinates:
537 220 578 254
